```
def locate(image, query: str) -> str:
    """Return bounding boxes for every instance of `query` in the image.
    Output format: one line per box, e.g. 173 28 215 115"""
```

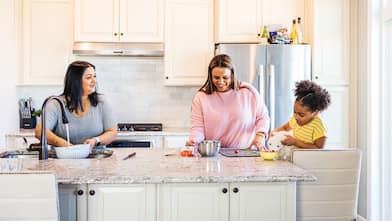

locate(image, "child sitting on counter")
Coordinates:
271 80 331 149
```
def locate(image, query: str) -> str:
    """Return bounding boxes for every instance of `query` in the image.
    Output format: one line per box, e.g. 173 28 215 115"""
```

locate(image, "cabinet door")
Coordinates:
75 0 119 42
88 184 156 221
119 0 163 42
312 0 350 85
21 0 73 85
215 0 262 42
319 86 350 148
58 184 87 221
163 135 188 148
164 0 214 86
159 183 229 221
230 183 296 221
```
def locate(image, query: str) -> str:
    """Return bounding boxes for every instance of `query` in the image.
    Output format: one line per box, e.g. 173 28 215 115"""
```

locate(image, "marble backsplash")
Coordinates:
16 57 201 128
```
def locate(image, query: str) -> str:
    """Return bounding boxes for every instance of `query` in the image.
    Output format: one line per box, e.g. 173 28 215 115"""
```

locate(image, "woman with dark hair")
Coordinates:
35 61 117 149
186 54 270 150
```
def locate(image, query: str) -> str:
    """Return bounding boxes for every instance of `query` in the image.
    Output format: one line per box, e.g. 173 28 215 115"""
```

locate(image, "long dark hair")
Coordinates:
61 61 99 113
199 54 239 94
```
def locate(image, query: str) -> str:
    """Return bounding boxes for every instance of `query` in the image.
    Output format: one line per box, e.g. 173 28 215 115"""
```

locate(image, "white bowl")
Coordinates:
54 144 90 159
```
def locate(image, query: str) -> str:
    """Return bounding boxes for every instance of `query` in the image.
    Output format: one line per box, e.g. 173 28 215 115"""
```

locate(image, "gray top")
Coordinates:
45 95 116 145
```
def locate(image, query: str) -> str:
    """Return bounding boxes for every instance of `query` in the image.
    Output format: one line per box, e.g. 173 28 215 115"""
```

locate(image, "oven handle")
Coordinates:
107 139 153 148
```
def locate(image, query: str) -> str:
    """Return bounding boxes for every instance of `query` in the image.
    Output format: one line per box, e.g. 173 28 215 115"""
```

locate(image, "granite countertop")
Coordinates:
5 128 189 137
0 148 316 184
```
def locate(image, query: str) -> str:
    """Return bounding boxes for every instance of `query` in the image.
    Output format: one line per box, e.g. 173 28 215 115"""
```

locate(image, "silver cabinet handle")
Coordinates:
258 65 265 101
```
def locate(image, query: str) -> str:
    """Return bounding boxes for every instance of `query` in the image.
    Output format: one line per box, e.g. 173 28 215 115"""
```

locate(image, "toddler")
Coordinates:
271 80 331 149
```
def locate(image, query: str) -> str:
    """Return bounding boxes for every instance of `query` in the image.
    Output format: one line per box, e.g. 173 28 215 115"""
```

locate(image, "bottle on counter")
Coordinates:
297 17 303 44
260 25 269 44
290 19 298 44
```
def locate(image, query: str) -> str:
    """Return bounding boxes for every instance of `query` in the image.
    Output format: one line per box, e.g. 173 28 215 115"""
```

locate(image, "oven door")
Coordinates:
107 139 152 148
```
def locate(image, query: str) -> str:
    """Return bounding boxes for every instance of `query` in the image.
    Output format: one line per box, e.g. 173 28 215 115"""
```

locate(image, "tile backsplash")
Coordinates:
17 57 200 128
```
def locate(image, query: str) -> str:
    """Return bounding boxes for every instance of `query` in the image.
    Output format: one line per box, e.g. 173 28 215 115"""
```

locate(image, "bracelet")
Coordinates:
256 132 265 137
94 137 101 146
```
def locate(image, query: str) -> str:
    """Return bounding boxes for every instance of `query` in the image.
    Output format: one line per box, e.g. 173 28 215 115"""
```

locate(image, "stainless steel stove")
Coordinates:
117 123 163 132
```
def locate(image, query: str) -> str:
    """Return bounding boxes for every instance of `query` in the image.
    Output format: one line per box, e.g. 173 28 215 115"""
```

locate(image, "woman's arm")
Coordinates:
35 124 72 147
83 126 117 147
187 93 205 145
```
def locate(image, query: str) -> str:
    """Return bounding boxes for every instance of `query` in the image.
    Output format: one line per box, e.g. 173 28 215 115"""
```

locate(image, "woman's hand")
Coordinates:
185 140 196 147
248 132 266 151
83 138 97 151
281 135 297 146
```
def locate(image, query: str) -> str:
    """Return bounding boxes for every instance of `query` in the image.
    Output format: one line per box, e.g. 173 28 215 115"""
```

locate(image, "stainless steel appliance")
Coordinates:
19 98 37 129
108 123 163 148
215 43 311 129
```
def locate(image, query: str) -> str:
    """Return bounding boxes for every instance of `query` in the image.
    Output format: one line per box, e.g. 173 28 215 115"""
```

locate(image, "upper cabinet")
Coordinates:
19 0 73 85
164 0 214 86
310 0 353 148
75 0 164 42
215 0 305 43
311 0 350 85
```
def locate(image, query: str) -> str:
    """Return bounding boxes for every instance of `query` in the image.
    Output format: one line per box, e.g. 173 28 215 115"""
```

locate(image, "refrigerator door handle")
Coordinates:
269 64 276 129
258 65 265 100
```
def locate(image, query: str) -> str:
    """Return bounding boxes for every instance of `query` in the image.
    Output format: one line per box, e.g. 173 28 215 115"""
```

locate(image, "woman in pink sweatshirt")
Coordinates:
186 54 270 150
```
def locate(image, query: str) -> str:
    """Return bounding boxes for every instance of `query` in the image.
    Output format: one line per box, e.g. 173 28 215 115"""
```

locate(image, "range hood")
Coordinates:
72 42 164 57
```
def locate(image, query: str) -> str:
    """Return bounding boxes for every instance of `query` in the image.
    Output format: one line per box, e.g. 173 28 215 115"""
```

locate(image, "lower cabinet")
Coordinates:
59 184 156 221
159 182 296 221
88 184 156 221
58 184 87 221
59 182 295 221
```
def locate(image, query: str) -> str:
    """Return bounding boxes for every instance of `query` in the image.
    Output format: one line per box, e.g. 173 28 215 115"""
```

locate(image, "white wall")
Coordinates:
0 0 18 147
17 57 199 128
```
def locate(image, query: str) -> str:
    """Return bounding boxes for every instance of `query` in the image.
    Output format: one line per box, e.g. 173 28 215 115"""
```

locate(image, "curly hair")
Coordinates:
294 80 331 112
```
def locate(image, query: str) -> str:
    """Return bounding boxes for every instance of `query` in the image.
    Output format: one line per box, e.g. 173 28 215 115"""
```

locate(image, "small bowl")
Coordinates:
54 144 90 159
259 151 279 160
198 140 221 157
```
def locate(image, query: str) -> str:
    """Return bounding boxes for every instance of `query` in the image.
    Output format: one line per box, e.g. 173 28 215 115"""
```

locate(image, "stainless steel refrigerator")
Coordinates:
215 43 311 129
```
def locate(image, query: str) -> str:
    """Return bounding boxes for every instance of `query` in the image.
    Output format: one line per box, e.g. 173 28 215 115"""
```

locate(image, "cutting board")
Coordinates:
219 148 260 157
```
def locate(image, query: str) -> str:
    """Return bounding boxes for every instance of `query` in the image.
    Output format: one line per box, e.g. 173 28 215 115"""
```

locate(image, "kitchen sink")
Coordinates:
0 148 113 159
0 150 39 159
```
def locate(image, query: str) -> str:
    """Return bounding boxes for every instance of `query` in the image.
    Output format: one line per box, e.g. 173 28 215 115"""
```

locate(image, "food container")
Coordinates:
198 140 221 157
259 151 279 160
54 144 90 159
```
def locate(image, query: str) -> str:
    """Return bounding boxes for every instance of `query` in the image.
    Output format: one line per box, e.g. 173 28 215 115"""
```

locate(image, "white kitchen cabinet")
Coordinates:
164 0 214 86
58 184 88 221
215 0 305 43
163 135 188 148
318 86 350 148
159 182 295 221
75 0 163 42
160 183 229 221
87 184 156 221
310 0 353 148
19 0 73 85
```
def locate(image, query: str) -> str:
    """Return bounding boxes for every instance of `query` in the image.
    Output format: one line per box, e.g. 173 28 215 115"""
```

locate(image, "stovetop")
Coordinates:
117 123 163 132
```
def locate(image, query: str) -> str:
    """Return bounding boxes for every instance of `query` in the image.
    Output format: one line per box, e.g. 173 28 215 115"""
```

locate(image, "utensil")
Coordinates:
198 140 221 157
123 152 136 160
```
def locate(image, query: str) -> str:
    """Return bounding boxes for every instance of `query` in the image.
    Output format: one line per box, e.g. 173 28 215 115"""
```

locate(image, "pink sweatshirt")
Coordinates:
190 82 270 148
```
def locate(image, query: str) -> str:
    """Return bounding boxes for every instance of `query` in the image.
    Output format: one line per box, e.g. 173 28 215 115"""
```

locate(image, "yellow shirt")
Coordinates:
288 116 327 144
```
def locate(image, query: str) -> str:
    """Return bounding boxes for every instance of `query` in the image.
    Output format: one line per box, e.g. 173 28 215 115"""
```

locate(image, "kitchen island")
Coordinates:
0 148 316 221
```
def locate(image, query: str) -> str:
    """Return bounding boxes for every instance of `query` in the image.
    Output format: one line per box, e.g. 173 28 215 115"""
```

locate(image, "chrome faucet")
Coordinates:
40 96 69 160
